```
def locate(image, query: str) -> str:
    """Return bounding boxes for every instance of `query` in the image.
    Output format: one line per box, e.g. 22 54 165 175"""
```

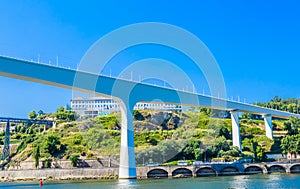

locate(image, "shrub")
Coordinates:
72 134 83 145
70 154 80 167
33 145 40 168
16 141 27 154
44 157 52 168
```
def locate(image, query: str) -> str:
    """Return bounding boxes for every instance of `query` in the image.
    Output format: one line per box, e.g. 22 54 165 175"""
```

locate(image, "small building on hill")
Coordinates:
70 96 182 118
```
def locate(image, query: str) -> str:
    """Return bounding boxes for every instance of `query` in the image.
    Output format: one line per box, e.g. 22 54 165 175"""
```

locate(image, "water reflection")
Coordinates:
267 174 289 189
115 179 138 189
226 174 297 189
227 175 249 189
1 174 300 189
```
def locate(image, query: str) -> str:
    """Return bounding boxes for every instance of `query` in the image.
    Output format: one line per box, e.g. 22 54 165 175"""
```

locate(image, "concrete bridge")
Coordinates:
1 55 300 178
136 163 300 178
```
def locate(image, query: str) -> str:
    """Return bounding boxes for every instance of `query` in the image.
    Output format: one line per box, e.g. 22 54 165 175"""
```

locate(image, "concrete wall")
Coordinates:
0 168 118 180
1 163 300 181
8 159 118 170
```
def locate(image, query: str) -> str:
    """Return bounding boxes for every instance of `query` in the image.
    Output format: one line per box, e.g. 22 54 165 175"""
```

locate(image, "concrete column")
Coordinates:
119 103 136 179
231 111 242 151
1 120 10 160
263 114 273 140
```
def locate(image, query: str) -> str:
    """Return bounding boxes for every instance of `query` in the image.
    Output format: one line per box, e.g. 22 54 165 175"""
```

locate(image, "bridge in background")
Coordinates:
0 117 54 161
0 55 299 179
0 117 53 125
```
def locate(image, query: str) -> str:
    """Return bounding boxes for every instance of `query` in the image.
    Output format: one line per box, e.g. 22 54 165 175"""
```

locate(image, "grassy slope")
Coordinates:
1 110 288 165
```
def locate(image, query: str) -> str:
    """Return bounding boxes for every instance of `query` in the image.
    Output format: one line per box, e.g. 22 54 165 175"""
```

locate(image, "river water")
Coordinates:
1 174 300 189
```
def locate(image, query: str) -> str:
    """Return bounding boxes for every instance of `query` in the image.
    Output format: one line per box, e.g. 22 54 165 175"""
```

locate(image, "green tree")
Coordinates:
83 128 105 150
54 106 77 121
71 134 83 145
271 96 282 103
284 117 300 135
182 138 202 160
38 110 44 116
70 154 80 167
242 113 250 119
57 106 65 112
255 97 300 113
219 127 231 140
281 135 299 156
251 141 259 160
200 108 211 116
135 139 184 164
44 157 52 168
28 110 37 119
214 136 230 152
42 134 64 156
256 146 267 162
33 145 40 168
204 136 241 161
218 146 241 161
158 139 184 162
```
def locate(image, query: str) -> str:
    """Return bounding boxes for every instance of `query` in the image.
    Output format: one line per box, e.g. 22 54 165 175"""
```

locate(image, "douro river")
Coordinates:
0 174 299 189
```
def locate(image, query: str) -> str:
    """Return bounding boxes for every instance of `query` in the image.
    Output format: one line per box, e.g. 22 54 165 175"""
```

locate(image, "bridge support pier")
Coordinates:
263 114 273 140
1 120 10 161
119 103 136 179
230 111 242 151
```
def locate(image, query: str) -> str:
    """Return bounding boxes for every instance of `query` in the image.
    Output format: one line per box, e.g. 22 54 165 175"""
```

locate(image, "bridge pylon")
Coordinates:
1 120 10 161
118 102 137 179
230 110 242 151
263 114 273 140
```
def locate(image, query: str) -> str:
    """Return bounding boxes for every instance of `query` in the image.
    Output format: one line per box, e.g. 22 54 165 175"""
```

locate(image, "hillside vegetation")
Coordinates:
1 97 300 168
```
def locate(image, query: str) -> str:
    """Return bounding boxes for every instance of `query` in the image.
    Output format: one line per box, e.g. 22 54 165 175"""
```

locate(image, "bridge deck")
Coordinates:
0 55 299 119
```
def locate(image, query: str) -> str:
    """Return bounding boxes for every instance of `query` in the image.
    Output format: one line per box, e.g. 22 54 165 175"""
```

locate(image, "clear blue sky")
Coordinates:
0 1 300 118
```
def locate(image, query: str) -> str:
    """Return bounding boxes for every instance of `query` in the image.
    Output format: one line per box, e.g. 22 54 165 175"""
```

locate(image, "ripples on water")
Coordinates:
0 174 300 189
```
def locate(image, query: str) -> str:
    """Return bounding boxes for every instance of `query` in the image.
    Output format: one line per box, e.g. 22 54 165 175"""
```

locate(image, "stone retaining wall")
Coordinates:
1 163 299 181
0 168 119 180
8 159 118 170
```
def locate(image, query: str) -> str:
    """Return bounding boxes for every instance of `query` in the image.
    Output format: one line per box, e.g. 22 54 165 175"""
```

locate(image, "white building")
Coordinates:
70 97 182 118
